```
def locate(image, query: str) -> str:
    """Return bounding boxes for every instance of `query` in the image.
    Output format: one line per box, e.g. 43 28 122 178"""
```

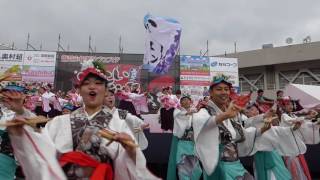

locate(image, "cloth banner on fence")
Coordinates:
0 50 24 65
0 50 56 84
23 51 56 66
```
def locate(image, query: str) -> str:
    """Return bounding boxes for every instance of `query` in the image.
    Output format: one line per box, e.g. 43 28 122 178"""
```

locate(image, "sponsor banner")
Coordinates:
60 55 120 63
209 57 239 87
209 57 238 72
21 66 55 83
180 56 210 76
23 51 56 66
0 50 57 84
180 56 239 103
180 75 211 82
0 50 24 65
180 55 211 102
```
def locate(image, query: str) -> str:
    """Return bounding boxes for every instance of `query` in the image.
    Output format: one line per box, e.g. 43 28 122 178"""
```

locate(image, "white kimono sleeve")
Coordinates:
192 108 219 175
173 108 190 138
281 114 320 145
237 126 307 157
237 127 259 157
281 113 301 126
125 112 149 150
295 121 320 145
243 114 265 128
9 113 67 180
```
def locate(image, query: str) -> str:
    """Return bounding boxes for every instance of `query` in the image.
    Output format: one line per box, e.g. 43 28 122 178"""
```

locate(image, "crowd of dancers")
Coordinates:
0 59 319 180
163 81 320 180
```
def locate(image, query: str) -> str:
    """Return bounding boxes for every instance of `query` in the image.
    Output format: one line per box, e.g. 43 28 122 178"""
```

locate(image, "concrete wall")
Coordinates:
218 41 320 68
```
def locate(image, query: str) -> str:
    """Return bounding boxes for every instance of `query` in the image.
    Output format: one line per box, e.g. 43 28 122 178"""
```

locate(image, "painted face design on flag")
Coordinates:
149 40 164 64
143 14 182 74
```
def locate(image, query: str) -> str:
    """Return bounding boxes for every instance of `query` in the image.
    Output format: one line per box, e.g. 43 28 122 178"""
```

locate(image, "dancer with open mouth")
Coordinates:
5 59 160 180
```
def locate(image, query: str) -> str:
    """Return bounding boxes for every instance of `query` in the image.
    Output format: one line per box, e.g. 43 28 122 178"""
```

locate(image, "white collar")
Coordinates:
105 106 116 114
83 108 102 120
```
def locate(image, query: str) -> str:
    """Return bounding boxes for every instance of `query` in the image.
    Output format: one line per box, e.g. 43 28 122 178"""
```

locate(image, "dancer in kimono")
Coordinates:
34 86 62 118
130 84 149 119
0 101 17 179
168 86 180 107
244 103 291 180
33 86 47 116
6 59 160 180
159 86 179 131
24 93 37 112
0 85 36 179
104 89 149 150
189 75 307 180
67 88 83 108
41 85 57 117
280 97 320 180
256 89 274 113
117 84 148 118
167 94 202 180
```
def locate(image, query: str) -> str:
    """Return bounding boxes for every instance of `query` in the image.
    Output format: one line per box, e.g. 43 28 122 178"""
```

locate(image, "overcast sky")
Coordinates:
1 0 320 55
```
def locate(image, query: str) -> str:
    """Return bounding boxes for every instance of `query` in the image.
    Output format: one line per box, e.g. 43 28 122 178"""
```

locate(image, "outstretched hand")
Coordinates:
306 110 318 120
225 101 242 119
292 121 302 131
2 90 25 114
216 101 242 124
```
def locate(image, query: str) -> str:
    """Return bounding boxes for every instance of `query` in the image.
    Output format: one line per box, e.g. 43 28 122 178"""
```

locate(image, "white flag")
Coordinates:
143 14 181 74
